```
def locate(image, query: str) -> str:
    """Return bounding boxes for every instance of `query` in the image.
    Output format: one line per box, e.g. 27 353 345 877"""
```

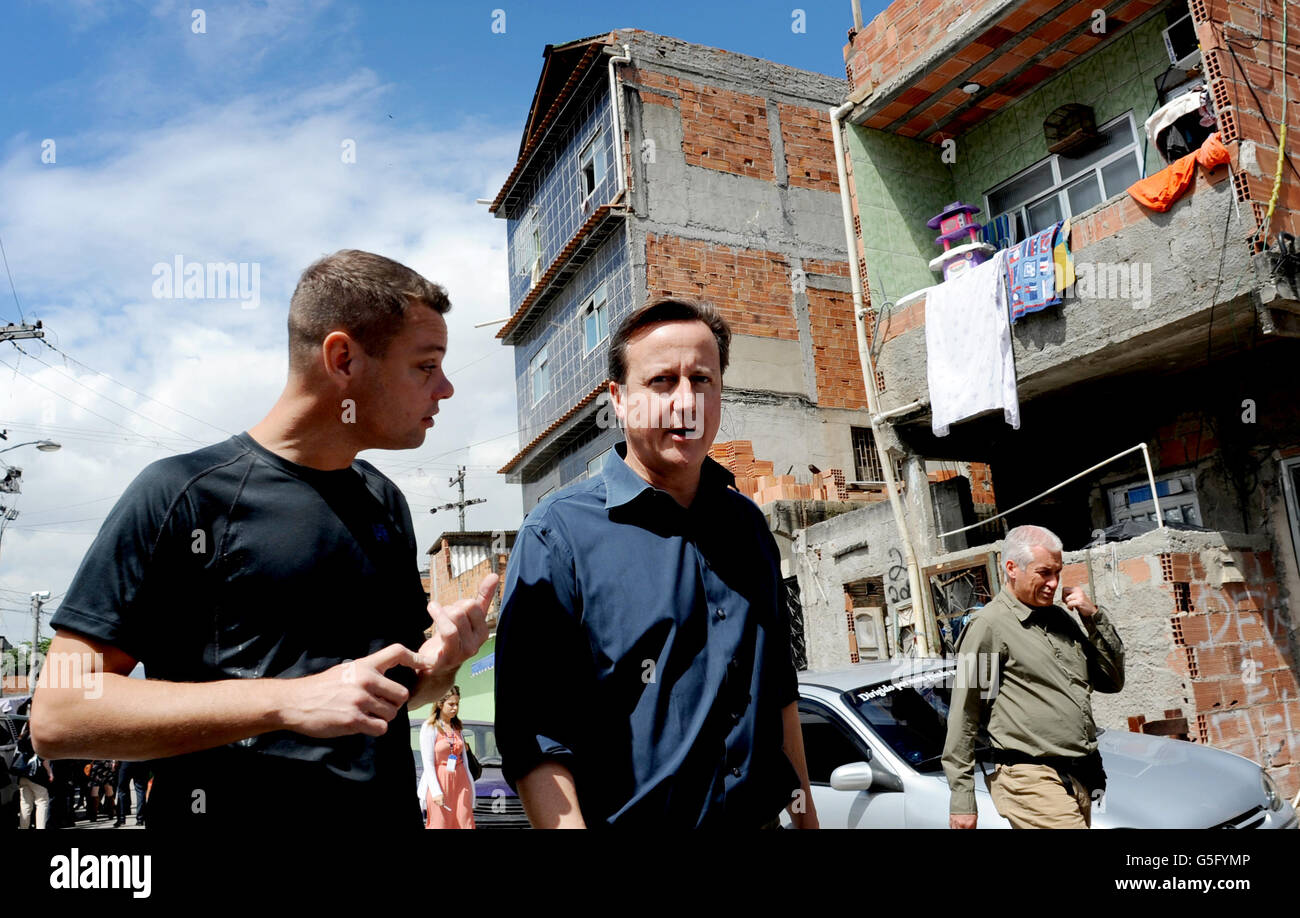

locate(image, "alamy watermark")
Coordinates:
3 650 105 700
1058 260 1152 310
152 255 261 309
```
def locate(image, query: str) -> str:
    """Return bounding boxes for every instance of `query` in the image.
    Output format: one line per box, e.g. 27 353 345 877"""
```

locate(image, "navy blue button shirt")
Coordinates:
494 442 800 828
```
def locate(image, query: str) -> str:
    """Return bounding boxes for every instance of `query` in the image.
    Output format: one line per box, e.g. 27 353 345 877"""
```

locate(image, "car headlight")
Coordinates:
1262 771 1284 812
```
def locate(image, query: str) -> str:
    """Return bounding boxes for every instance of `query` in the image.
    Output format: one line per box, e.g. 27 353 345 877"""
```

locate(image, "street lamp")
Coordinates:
0 439 61 456
0 436 62 561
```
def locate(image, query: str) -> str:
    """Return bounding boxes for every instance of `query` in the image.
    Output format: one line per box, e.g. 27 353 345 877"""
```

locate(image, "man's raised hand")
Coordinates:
420 572 498 684
280 643 425 739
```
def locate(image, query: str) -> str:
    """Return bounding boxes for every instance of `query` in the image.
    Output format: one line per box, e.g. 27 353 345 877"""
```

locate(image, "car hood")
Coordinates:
944 731 1266 827
1091 731 1263 827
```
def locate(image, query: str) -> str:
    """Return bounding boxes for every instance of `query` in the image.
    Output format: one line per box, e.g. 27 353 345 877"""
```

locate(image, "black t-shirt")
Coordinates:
50 433 429 828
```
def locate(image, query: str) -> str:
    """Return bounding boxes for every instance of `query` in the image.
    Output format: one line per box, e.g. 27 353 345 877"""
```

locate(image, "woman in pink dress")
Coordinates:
420 686 476 829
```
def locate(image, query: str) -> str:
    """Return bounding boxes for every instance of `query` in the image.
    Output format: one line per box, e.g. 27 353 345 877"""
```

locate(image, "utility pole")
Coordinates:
0 321 45 345
429 466 486 532
30 590 49 669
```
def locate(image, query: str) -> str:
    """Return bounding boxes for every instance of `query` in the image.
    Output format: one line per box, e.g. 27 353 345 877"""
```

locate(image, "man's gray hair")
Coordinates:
1002 525 1063 572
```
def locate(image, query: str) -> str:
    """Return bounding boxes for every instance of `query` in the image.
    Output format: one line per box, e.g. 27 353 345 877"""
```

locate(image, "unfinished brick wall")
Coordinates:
645 234 798 339
808 286 869 410
709 439 885 506
429 540 509 625
631 69 773 181
779 103 840 192
1061 546 1299 798
843 0 976 97
1195 0 1300 250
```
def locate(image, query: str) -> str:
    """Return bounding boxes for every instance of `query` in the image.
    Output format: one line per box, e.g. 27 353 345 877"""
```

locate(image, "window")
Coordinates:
1107 470 1202 526
851 427 904 484
985 112 1143 241
587 447 612 478
579 132 606 201
516 210 542 288
798 703 874 785
583 283 610 353
529 345 550 405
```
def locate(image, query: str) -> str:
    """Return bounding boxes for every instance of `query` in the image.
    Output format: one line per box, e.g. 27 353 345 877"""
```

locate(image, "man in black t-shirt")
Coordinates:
30 250 496 829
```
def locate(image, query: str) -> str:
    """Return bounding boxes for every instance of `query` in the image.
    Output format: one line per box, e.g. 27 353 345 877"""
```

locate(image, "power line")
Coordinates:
0 233 25 324
38 339 233 439
0 356 175 449
10 341 206 444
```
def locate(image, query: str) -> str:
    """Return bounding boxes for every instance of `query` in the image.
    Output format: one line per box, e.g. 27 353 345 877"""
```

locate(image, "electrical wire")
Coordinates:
10 342 206 444
1262 0 1288 234
0 233 25 324
37 339 233 439
0 357 176 450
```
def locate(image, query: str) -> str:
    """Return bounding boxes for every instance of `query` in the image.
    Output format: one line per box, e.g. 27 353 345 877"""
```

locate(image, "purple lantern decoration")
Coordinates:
927 201 996 281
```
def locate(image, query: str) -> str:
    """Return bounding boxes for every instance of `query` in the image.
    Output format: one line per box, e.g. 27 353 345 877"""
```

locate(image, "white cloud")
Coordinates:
0 70 526 639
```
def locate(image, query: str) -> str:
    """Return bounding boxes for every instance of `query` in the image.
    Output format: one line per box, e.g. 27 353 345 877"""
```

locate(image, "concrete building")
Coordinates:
490 30 871 510
795 0 1300 796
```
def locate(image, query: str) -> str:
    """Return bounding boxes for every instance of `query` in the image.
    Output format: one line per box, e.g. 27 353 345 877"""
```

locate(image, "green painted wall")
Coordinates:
850 17 1172 304
951 16 1172 208
848 124 956 304
408 634 496 729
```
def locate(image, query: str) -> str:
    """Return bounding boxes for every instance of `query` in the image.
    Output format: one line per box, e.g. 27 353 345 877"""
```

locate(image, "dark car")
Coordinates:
411 719 529 828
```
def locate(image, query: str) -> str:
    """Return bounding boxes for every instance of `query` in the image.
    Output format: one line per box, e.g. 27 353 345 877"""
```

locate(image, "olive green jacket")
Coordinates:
942 587 1125 815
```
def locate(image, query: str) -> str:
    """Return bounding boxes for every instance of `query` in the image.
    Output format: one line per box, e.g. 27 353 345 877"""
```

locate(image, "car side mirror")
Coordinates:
829 762 874 792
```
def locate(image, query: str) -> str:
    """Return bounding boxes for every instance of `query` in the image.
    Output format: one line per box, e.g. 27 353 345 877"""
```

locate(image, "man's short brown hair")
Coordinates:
287 249 450 371
607 296 731 384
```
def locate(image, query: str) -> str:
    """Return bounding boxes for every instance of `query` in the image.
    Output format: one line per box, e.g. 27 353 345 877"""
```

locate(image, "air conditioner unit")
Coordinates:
1163 14 1201 70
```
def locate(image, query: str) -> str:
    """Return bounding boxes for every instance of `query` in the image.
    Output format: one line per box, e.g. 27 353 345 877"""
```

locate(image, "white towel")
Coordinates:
925 249 1019 437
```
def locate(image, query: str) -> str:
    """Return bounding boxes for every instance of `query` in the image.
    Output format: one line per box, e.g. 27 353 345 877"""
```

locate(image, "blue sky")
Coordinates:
0 0 877 639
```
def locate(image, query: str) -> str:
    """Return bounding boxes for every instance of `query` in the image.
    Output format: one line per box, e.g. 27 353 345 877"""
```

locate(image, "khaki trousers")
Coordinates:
986 763 1092 828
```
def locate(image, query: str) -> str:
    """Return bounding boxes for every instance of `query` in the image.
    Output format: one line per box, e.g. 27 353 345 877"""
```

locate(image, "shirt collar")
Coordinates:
602 441 736 511
1001 586 1055 624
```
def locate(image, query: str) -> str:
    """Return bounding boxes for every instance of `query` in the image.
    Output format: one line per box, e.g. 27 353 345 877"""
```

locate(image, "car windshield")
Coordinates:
846 666 989 772
410 721 503 767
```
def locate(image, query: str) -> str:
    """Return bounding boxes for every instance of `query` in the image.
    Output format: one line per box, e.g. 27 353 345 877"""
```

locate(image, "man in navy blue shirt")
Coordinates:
495 297 818 829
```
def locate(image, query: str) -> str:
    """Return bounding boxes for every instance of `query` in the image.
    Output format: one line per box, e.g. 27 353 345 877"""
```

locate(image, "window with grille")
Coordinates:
851 427 904 483
985 112 1142 242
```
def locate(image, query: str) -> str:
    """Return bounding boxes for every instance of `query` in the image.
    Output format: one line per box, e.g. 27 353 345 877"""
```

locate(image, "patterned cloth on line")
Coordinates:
1005 220 1065 324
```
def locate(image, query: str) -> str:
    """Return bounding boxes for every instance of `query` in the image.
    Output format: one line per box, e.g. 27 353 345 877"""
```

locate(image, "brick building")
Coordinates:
490 30 875 510
424 531 515 723
791 0 1300 796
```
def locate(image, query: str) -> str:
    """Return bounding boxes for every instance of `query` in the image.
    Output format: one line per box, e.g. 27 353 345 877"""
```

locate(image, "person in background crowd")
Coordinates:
115 758 151 827
420 686 475 829
85 759 116 821
15 719 54 829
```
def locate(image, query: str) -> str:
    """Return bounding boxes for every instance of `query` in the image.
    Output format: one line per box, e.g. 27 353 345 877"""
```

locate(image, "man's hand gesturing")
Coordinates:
415 572 499 705
281 643 426 738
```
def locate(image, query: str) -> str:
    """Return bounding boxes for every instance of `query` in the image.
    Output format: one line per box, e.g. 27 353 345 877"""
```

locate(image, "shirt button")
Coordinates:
731 766 742 778
715 608 726 620
730 711 742 723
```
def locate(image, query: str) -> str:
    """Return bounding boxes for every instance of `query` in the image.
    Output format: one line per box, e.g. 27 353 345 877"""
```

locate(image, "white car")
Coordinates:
782 659 1297 829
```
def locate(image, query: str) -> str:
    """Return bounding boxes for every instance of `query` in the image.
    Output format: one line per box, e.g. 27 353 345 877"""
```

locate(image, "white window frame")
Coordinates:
984 111 1143 241
583 282 610 354
579 131 605 203
1280 457 1300 572
1107 469 1203 527
587 447 612 478
529 345 550 406
516 209 542 288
